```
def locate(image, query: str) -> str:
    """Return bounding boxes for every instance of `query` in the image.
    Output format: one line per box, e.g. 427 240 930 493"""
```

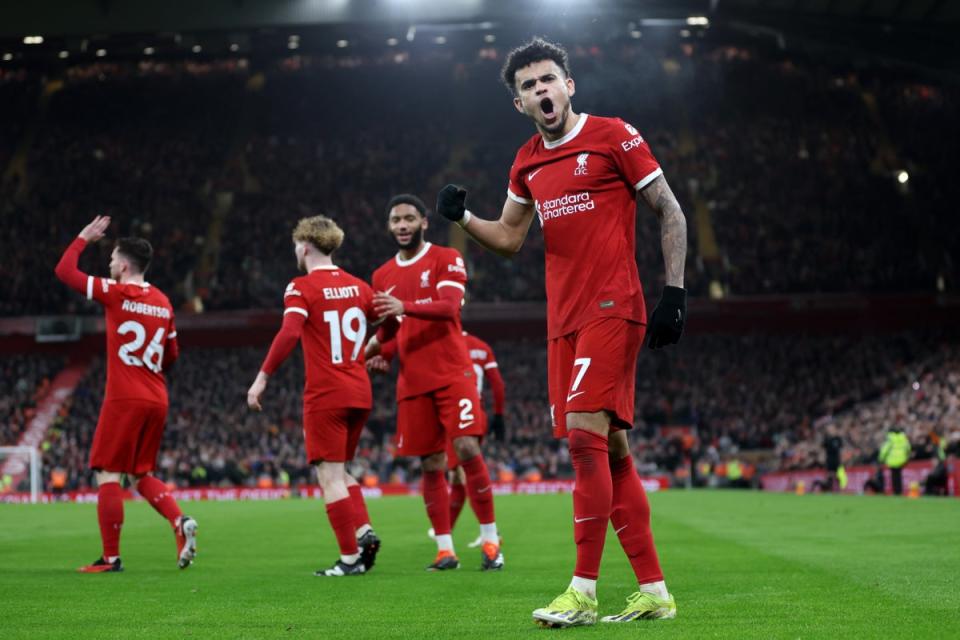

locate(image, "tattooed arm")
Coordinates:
639 174 687 287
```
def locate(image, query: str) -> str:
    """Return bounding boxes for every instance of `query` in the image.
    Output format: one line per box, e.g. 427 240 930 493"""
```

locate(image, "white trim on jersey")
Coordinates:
634 167 664 191
86 276 94 301
484 362 499 369
395 242 432 267
168 331 178 339
284 307 309 317
507 188 533 205
309 265 340 271
542 113 590 150
437 280 465 292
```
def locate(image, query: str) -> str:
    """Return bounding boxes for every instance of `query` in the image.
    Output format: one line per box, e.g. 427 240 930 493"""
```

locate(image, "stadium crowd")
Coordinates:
19 329 954 492
2 37 958 493
1 39 956 316
0 354 65 451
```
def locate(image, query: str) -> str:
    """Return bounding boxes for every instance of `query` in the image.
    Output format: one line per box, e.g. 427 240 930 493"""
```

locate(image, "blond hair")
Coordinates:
292 215 344 255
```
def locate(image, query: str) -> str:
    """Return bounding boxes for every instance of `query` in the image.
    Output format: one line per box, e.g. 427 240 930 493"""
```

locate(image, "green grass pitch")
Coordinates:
1 491 958 639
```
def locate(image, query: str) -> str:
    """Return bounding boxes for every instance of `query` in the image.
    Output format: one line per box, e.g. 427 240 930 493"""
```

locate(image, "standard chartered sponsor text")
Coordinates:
537 192 596 222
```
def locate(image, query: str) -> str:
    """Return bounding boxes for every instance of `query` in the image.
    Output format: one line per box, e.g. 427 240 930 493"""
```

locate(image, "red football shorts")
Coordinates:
445 407 487 470
547 317 645 439
396 379 485 458
90 399 168 475
303 408 370 464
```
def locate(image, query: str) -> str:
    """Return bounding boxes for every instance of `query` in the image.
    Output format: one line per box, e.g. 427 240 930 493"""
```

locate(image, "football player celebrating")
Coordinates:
55 215 197 573
436 39 687 626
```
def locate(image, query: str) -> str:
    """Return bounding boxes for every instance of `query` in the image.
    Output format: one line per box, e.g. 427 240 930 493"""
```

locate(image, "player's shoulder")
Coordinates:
465 333 492 351
285 275 311 299
371 257 396 280
430 243 462 261
514 132 542 159
338 268 374 294
146 284 173 308
587 114 636 137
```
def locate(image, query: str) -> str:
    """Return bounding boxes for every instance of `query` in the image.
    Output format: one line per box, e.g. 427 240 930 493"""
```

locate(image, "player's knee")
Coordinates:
316 462 345 489
422 452 447 473
566 411 610 436
453 436 480 461
96 471 123 486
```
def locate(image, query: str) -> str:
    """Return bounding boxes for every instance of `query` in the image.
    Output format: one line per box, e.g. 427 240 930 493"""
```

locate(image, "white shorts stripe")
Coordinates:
437 280 466 292
86 276 94 301
634 167 664 191
284 307 309 317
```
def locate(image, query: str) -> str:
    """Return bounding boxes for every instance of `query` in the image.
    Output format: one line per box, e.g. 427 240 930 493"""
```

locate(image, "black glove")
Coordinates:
647 286 686 350
436 184 467 222
490 414 505 441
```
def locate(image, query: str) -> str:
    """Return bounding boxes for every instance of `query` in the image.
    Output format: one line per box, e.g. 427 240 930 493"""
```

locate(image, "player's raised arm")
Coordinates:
54 215 111 295
639 174 689 349
436 185 536 257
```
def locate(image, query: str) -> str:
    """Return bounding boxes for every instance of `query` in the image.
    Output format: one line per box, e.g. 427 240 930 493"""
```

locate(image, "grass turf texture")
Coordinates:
1 491 958 639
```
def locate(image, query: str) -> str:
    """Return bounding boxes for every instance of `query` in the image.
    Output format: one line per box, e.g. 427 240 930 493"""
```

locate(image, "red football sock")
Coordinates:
449 482 467 528
569 429 612 581
611 454 664 584
422 470 452 536
136 475 182 528
325 497 359 556
461 454 495 525
348 485 371 529
97 482 124 559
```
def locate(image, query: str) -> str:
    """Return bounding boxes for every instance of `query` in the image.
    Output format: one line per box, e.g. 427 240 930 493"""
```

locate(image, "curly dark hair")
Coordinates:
501 37 571 95
385 193 427 218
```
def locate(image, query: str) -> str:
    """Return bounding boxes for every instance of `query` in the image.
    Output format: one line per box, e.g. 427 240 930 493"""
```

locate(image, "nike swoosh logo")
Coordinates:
458 421 474 430
566 391 585 402
528 167 544 181
574 516 597 523
615 524 628 535
477 486 491 493
383 285 396 295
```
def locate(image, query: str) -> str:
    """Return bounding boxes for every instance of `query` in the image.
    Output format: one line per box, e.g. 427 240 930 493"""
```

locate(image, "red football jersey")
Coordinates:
507 114 662 339
282 266 376 411
371 243 475 400
464 332 498 395
88 276 177 405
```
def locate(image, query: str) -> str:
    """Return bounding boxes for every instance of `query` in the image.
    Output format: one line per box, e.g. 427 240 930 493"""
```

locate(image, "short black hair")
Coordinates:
115 237 153 275
501 37 571 95
386 193 427 218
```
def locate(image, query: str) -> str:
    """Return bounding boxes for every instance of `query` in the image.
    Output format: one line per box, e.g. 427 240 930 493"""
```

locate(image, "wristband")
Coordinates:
456 210 473 229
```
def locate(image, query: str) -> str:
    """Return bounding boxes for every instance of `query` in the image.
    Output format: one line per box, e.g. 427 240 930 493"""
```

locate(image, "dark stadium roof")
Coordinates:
1 0 957 72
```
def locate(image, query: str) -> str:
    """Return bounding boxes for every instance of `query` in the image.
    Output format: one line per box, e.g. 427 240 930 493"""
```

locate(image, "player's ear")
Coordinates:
421 214 429 231
565 76 575 98
513 95 526 114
